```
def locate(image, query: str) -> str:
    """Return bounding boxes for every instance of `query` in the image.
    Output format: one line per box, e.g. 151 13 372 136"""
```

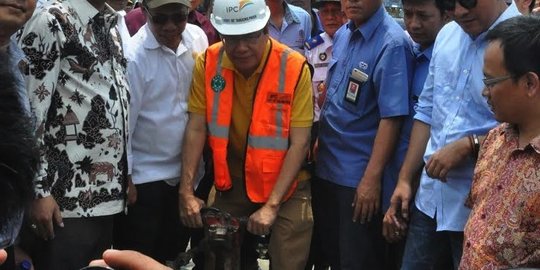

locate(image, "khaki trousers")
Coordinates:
212 178 313 270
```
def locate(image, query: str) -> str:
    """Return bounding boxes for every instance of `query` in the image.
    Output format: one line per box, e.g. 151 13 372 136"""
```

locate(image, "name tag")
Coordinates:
344 68 369 104
267 92 292 105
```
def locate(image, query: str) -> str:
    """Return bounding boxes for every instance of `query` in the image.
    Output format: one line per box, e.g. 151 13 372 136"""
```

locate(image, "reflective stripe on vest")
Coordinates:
208 47 229 139
205 39 305 203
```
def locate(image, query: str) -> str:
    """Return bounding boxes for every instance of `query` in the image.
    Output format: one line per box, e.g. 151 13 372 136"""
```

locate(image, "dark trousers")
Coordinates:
20 215 114 270
312 177 386 270
401 205 463 270
113 180 187 263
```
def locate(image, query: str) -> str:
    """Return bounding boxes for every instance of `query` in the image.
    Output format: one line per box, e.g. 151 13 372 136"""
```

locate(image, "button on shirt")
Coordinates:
269 2 312 54
316 6 413 192
413 4 520 231
126 23 208 185
305 32 333 122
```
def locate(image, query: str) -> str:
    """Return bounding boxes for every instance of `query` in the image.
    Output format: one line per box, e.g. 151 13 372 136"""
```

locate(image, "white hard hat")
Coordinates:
210 0 271 36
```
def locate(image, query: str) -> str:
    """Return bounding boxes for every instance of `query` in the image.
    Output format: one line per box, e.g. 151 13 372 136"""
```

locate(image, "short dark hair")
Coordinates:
0 50 38 227
486 16 540 81
401 0 449 14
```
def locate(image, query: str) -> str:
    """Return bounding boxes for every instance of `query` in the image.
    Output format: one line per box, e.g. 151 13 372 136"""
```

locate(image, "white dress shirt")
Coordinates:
126 23 208 185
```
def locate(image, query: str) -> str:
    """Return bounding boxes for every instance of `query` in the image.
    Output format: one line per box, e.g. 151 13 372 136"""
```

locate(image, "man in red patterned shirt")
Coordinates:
461 15 540 269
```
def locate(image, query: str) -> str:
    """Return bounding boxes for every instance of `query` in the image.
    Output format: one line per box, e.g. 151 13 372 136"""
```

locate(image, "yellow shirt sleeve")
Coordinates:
291 63 314 128
187 52 207 115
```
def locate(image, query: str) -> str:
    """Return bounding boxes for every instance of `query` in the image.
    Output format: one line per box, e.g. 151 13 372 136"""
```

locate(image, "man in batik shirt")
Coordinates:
461 15 540 269
17 0 130 269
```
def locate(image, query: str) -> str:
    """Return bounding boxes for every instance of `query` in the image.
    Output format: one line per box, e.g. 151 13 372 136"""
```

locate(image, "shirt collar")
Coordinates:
222 38 272 79
142 24 161 50
502 123 540 154
346 5 385 41
413 42 433 62
283 2 300 24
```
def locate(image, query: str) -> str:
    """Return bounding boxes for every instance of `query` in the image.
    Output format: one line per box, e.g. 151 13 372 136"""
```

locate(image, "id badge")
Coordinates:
344 68 369 104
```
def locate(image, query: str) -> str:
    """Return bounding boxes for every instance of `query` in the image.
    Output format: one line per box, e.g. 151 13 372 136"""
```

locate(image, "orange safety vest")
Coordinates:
204 39 305 203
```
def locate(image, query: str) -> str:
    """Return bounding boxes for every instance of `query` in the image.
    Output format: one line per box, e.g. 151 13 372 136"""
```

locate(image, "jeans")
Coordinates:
401 204 464 270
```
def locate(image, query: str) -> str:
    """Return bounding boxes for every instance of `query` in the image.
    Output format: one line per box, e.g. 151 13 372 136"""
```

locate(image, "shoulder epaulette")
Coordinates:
304 34 324 51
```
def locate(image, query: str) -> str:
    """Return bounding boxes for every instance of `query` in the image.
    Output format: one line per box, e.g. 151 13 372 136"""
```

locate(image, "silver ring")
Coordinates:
394 231 400 236
30 224 37 230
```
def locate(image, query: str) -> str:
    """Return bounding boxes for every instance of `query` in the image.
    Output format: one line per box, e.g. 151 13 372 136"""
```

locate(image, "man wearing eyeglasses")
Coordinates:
179 0 314 269
385 0 520 268
113 0 208 264
17 0 131 269
460 15 540 269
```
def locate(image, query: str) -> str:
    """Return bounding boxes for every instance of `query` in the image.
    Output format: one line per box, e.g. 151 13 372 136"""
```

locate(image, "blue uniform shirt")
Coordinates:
269 2 312 54
413 4 520 231
316 5 413 201
388 41 432 209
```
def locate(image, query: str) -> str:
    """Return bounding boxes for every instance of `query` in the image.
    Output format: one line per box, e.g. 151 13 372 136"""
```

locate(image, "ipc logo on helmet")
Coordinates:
226 0 254 12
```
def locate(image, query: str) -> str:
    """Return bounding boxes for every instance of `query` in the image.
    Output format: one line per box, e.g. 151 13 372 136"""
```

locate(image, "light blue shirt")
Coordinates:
413 4 520 231
269 2 312 54
316 6 413 207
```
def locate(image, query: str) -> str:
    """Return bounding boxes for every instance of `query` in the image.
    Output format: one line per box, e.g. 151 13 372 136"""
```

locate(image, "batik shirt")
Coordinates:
18 0 130 218
461 123 540 269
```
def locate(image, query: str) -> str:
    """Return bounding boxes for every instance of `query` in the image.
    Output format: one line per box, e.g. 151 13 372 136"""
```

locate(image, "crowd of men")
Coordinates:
1 0 540 269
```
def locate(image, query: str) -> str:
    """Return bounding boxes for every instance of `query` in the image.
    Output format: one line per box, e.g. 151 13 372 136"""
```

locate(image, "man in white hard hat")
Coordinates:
178 0 314 269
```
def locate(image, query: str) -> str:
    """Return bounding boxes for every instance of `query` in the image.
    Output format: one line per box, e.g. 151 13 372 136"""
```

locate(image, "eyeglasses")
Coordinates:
482 75 512 89
221 31 264 47
146 9 188 25
444 0 477 10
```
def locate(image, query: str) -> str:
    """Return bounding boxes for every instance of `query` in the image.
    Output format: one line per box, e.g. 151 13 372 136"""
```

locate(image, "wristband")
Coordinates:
472 134 480 159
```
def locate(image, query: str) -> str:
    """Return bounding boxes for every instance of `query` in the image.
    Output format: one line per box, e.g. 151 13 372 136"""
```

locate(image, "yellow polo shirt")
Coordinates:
188 39 313 182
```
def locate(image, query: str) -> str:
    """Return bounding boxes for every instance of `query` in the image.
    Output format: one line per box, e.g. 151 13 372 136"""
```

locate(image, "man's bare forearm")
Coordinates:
362 117 403 183
398 120 431 185
179 113 207 195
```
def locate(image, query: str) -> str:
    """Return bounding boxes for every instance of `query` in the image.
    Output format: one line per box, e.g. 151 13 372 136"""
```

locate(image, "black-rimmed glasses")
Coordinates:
483 75 512 89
